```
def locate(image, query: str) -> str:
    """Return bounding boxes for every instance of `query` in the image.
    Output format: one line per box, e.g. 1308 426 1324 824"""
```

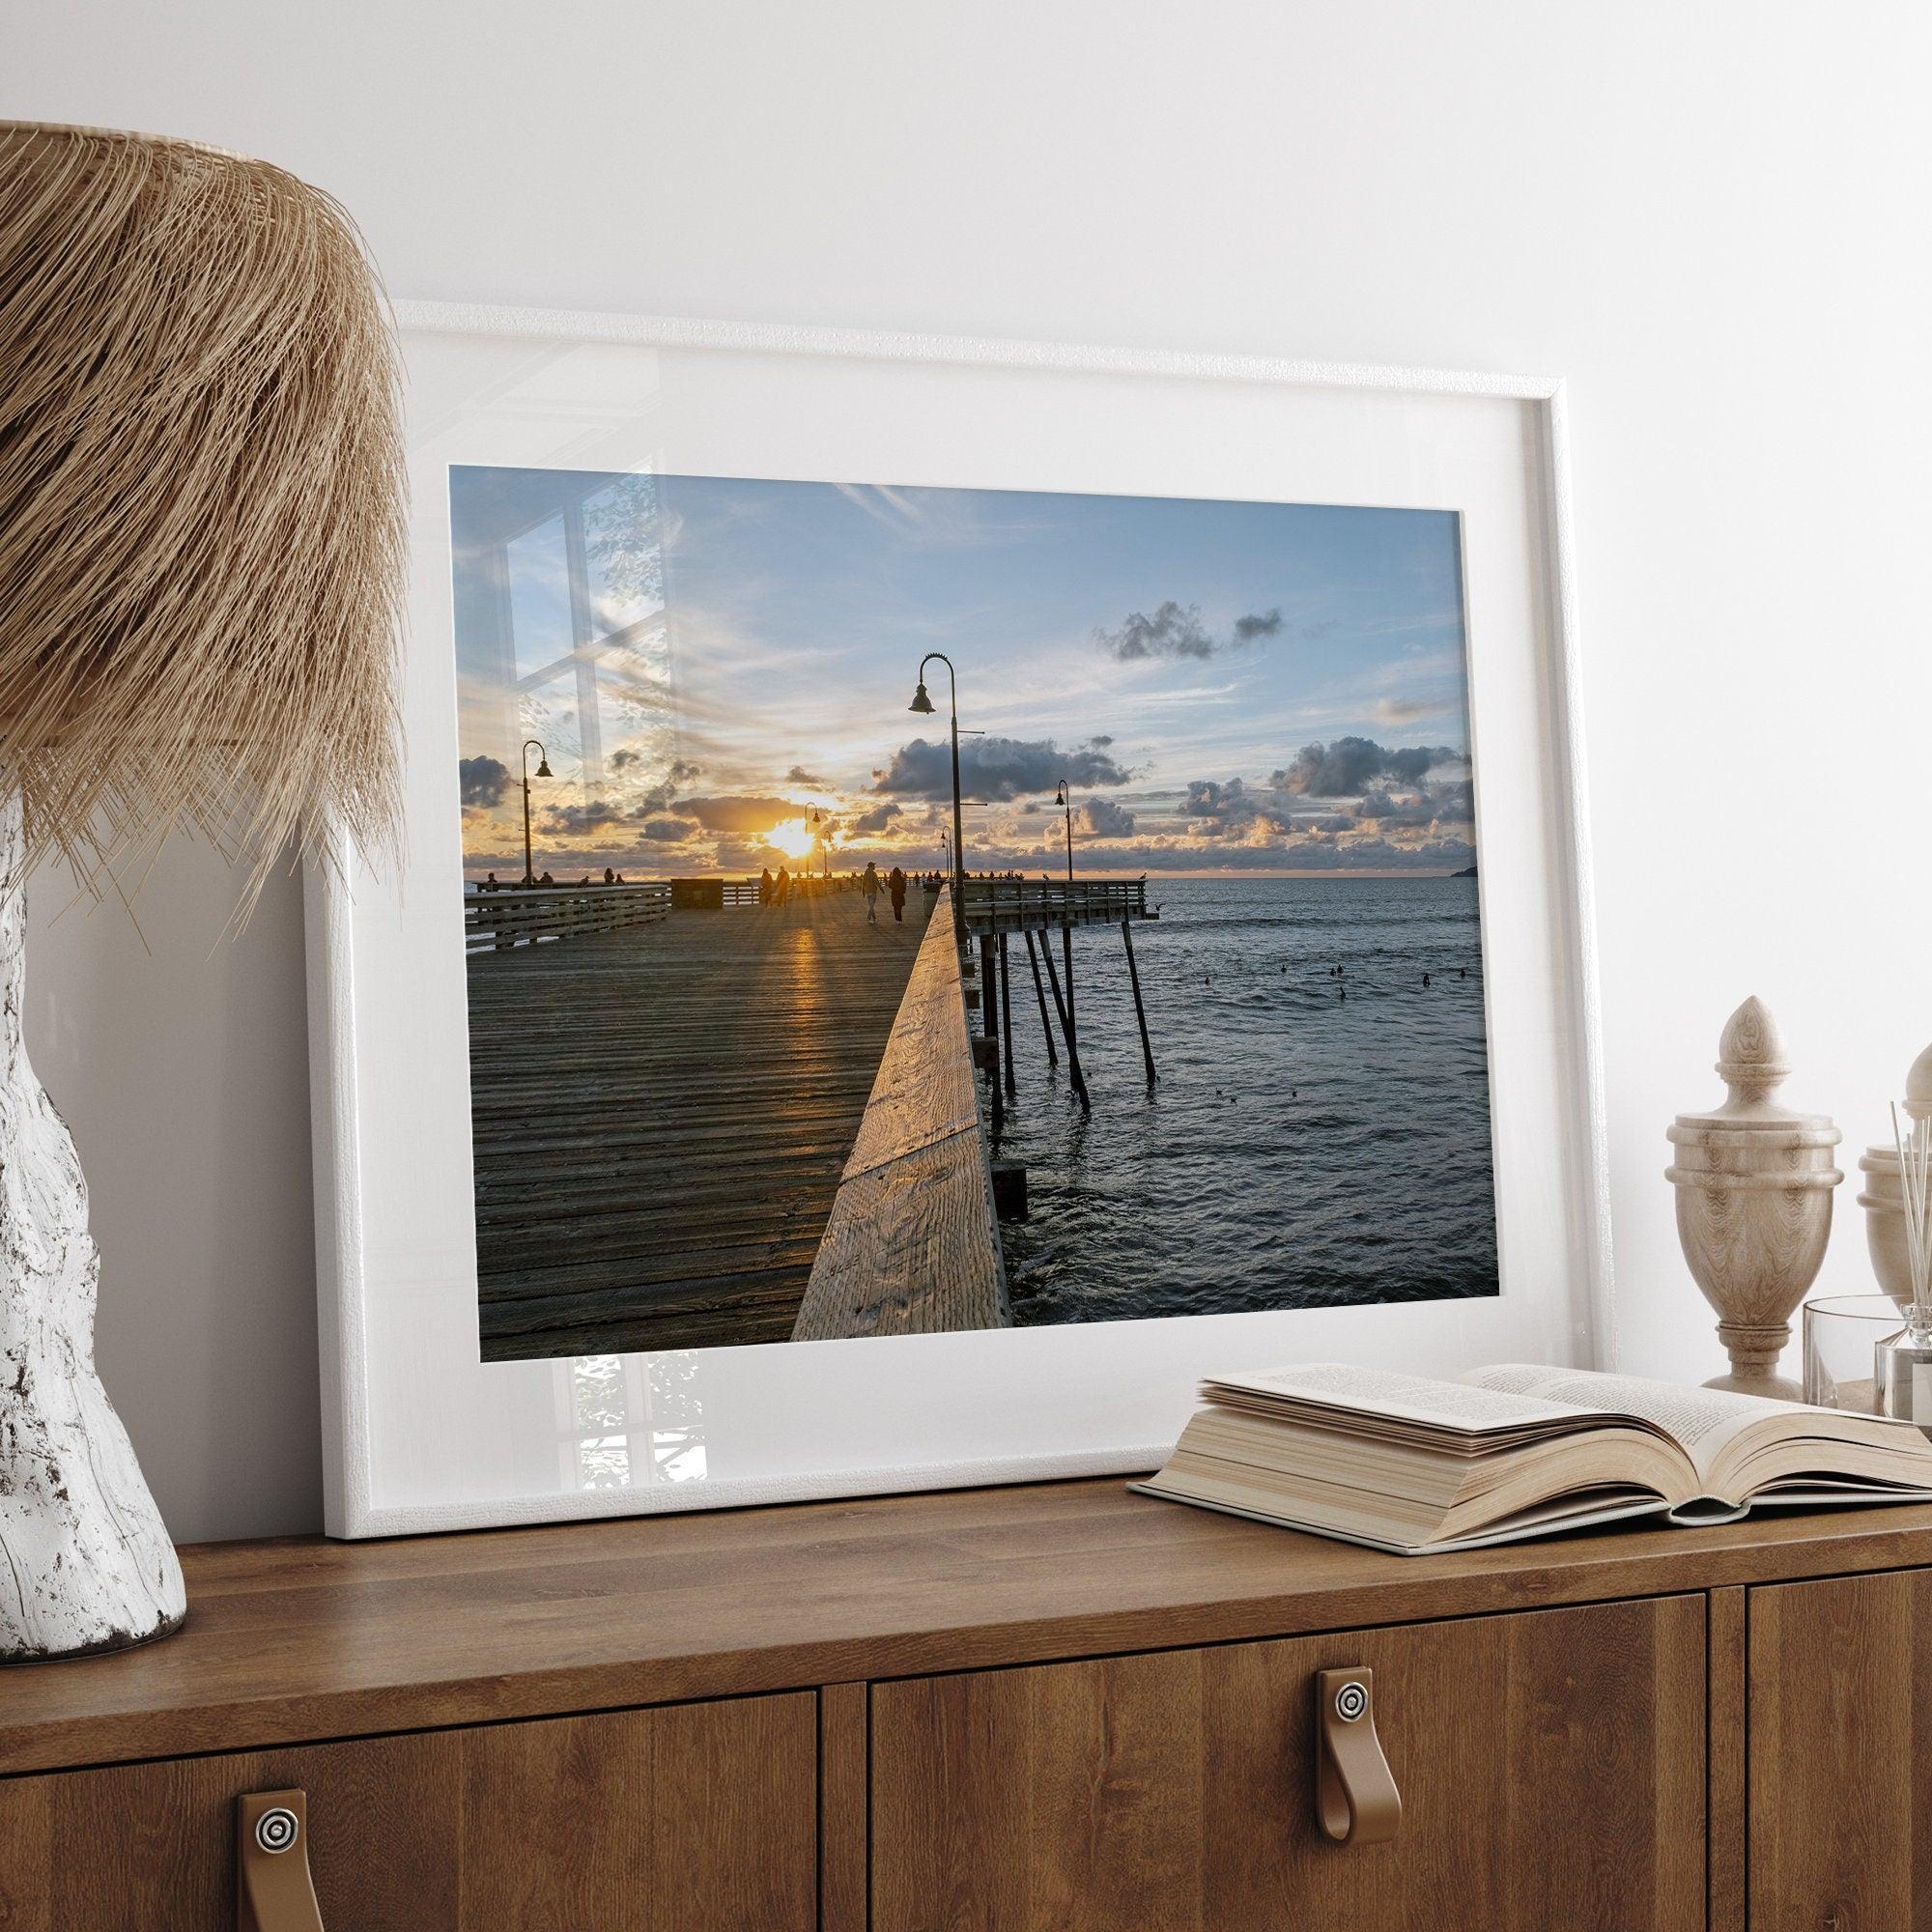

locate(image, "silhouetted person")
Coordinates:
483 872 499 892
604 867 615 885
775 865 790 907
760 866 774 903
862 862 881 924
889 866 907 923
539 870 554 887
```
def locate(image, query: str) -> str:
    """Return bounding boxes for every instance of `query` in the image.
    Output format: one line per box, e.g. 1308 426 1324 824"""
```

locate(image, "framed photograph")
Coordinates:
306 303 1611 1537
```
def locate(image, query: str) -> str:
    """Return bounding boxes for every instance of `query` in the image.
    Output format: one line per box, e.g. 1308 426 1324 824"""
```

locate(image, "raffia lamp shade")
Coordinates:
0 121 404 892
0 123 405 1660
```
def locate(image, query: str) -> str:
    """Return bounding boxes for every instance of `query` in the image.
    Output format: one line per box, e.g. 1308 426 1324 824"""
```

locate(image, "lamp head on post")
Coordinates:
521 740 552 886
908 652 964 943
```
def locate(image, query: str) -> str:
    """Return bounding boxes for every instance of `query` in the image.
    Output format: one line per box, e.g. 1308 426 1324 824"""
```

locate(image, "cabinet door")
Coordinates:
0 1691 816 1931
871 1596 1704 1932
1749 1568 1932 1930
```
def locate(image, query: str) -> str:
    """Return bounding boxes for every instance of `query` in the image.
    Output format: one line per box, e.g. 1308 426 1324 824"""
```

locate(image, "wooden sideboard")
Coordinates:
1 1477 1929 1929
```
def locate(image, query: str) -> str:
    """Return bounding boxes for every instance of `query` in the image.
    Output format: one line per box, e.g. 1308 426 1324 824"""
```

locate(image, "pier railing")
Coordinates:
465 882 672 953
959 876 1151 932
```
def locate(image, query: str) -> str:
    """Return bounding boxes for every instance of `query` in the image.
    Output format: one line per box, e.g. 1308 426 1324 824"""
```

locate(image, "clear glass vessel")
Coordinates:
1803 1294 1902 1414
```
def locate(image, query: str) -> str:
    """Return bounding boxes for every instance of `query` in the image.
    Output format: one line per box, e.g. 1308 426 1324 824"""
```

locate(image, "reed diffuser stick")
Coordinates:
1889 1101 1932 1341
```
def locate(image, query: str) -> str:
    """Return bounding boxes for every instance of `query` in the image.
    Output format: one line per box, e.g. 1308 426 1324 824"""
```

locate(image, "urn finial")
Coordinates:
1907 1040 1932 1122
1713 995 1795 1119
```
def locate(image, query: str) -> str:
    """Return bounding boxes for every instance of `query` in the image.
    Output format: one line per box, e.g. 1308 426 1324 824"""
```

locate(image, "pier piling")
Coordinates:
1121 918 1156 1086
1023 931 1058 1067
1039 930 1090 1111
979 933 1004 1136
998 933 1016 1097
1062 923 1078 1050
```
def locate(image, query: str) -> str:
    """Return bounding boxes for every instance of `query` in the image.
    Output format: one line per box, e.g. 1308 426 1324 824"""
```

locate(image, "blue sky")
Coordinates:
453 468 1477 878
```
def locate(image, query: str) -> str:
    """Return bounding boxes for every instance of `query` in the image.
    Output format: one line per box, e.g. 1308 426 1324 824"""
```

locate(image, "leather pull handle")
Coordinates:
1315 1667 1401 1845
238 1790 326 1932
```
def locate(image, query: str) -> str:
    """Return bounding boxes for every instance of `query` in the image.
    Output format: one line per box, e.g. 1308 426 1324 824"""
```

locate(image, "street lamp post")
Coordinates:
909 653 966 947
521 737 553 887
1054 779 1077 1044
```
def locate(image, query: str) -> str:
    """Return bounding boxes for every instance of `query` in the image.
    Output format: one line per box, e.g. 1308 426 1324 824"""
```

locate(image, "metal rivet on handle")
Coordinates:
255 1806 299 1855
1333 1681 1369 1723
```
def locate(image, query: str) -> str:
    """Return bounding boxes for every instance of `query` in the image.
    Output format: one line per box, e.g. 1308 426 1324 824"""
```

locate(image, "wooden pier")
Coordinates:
791 887 1009 1340
469 888 935 1359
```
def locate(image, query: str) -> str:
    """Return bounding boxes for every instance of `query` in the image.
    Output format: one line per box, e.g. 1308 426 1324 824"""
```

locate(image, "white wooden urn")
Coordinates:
1857 1040 1932 1308
1664 997 1842 1401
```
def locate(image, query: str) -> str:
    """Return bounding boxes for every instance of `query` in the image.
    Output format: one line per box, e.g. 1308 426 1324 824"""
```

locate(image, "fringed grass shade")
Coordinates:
0 122 405 905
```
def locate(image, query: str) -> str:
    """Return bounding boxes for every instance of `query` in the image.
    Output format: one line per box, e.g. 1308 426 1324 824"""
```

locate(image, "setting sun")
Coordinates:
765 816 815 860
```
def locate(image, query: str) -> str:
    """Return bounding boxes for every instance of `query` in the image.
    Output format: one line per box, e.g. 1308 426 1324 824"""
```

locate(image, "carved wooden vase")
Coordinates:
1665 997 1842 1401
0 792 185 1659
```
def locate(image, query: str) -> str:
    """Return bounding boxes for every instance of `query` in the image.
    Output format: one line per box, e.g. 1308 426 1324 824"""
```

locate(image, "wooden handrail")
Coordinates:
464 882 672 952
790 887 1009 1340
957 877 1150 932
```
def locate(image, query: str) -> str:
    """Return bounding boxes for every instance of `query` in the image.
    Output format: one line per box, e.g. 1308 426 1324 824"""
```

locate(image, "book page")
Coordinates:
1463 1365 1799 1477
1209 1362 1602 1434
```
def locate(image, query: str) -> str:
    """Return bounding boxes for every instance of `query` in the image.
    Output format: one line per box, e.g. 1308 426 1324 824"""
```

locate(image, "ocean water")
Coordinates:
992 874 1497 1324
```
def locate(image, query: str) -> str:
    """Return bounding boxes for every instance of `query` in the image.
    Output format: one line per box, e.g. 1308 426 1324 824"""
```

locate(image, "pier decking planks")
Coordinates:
791 889 1009 1340
468 890 935 1358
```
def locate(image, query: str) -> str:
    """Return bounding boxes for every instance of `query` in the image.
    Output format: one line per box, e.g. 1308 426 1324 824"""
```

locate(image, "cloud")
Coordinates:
1373 697 1440 727
1088 734 1115 748
1274 736 1454 796
848 802 902 835
677 793 800 835
1179 778 1248 820
609 749 700 780
1078 798 1137 838
1356 780 1474 827
1096 601 1288 662
1279 834 1475 871
872 735 1131 803
785 764 829 786
459 755 510 808
639 815 698 841
544 799 630 835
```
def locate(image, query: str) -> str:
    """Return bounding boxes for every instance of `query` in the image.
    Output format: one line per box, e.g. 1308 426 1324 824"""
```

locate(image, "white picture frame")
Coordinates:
306 302 1611 1538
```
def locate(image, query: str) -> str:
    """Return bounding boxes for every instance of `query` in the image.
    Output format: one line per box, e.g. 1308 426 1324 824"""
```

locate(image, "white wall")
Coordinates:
10 0 1931 1542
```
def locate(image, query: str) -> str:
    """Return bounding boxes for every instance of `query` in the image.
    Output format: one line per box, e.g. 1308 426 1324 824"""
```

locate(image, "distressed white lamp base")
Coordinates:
0 796 185 1661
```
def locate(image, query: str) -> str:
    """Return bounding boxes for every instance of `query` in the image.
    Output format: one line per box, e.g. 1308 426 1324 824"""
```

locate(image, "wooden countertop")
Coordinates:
6 1477 1932 1776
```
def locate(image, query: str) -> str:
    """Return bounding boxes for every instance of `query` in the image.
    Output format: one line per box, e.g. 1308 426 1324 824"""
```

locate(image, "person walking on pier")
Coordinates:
774 865 791 908
888 865 907 923
862 861 881 924
760 865 774 904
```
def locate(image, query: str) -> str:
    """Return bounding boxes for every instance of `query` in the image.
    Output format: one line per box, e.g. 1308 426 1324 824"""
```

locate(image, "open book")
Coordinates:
1131 1362 1932 1555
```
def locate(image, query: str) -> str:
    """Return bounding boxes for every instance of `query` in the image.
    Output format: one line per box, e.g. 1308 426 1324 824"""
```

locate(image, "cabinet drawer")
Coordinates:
0 1691 816 1931
872 1596 1704 1932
